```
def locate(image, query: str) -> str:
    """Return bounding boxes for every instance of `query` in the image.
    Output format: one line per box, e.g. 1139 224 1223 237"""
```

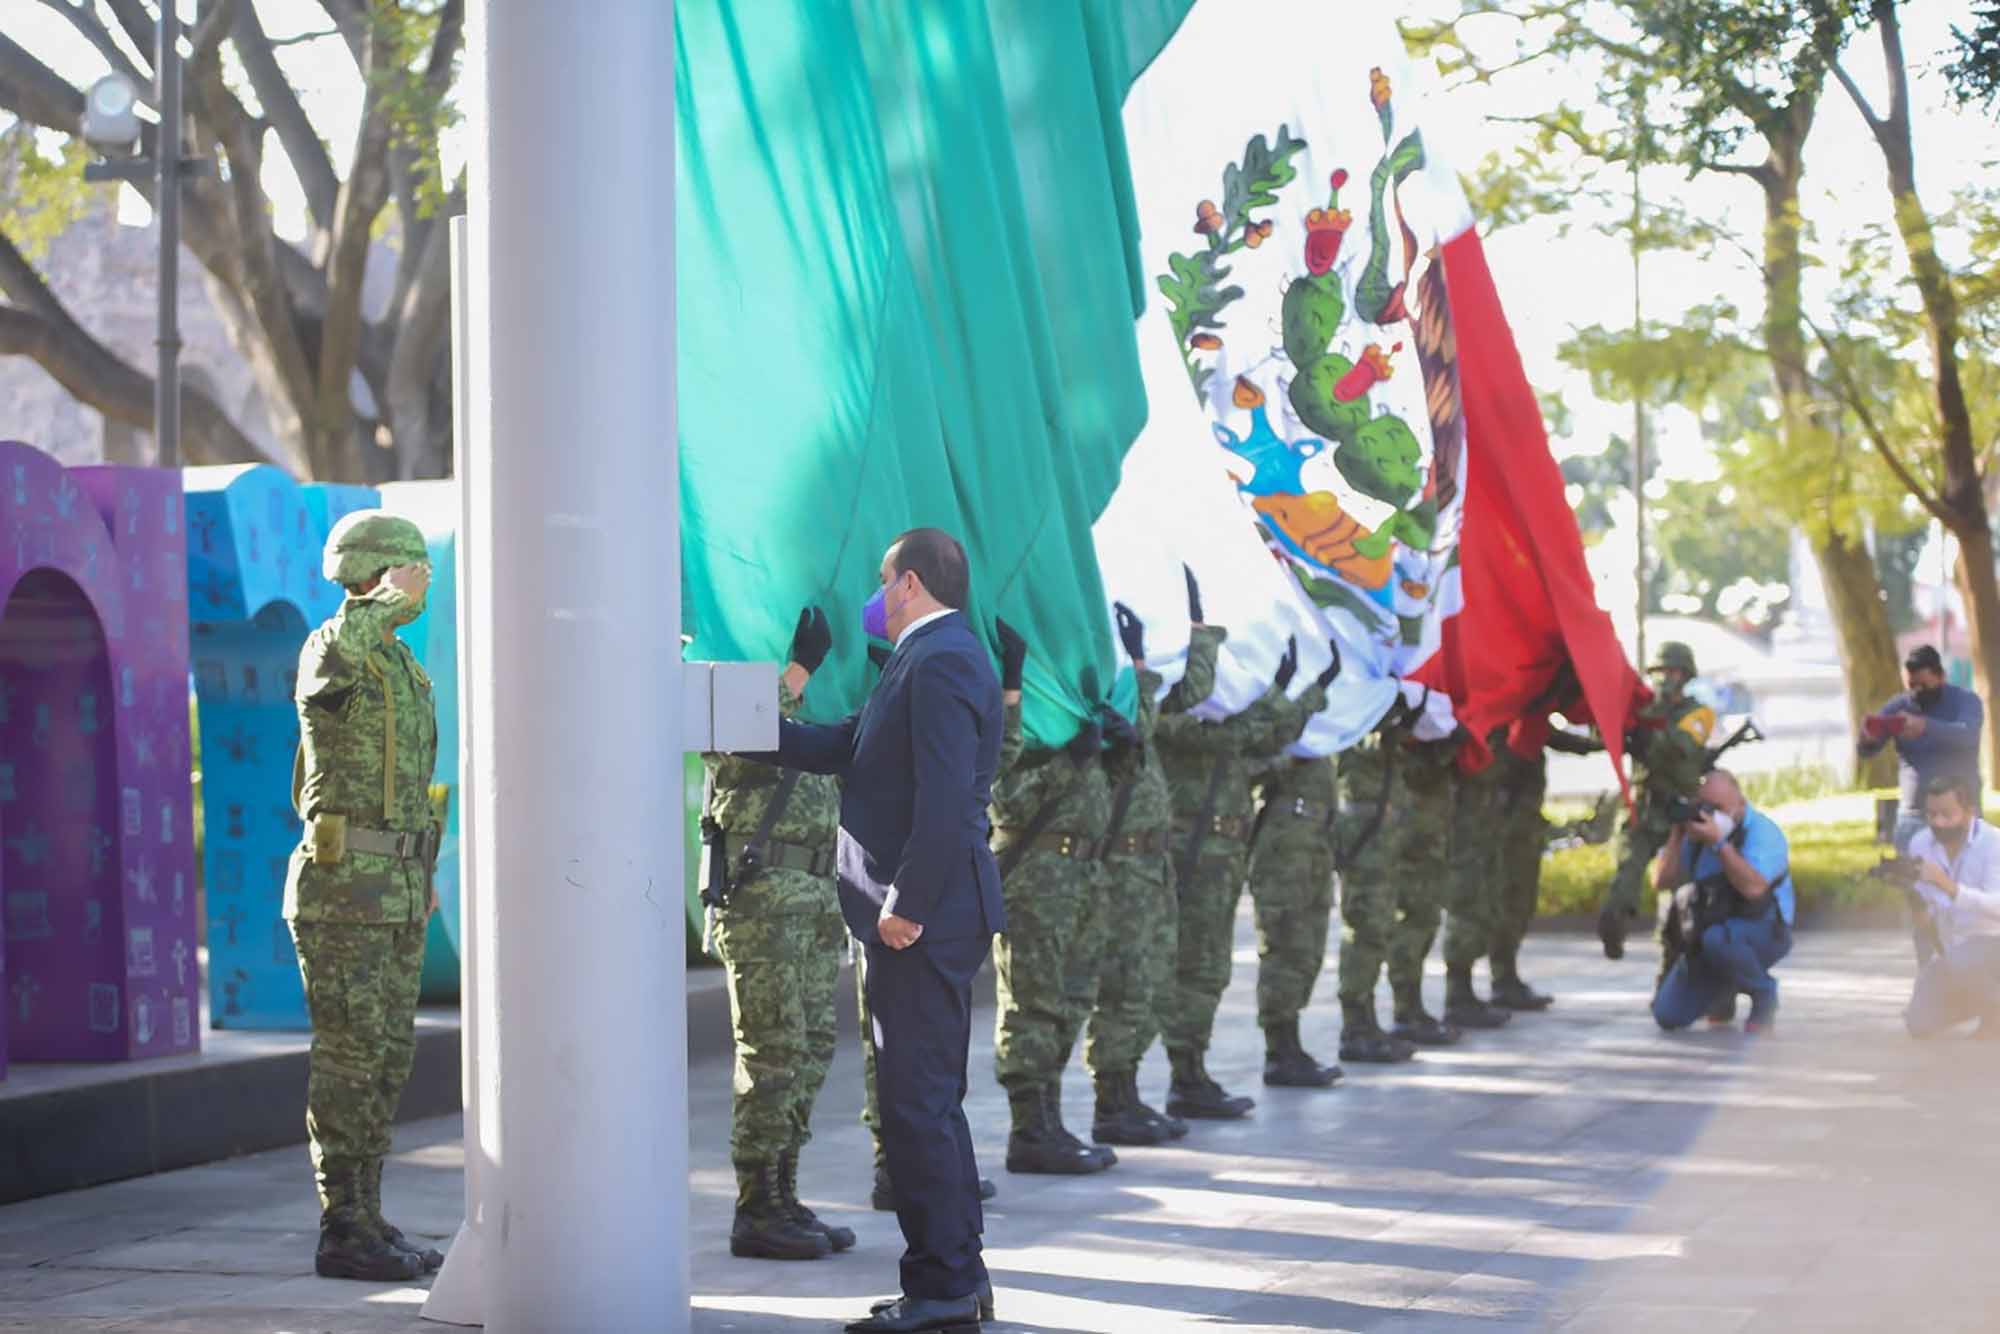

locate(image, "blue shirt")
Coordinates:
1681 805 1793 925
1859 683 1984 812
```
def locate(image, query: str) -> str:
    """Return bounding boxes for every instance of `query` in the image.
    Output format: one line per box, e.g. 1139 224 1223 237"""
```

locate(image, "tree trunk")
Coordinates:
1954 526 2000 779
1815 531 1901 787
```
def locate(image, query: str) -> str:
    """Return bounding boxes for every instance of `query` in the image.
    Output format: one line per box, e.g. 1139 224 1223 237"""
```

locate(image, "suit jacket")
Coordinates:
775 611 1006 944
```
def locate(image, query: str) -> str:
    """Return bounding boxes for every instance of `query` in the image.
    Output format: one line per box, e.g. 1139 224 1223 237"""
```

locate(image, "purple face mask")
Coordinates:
862 587 889 641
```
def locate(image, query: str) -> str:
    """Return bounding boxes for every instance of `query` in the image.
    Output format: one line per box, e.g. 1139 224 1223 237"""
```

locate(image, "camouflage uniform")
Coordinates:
1441 735 1508 973
1087 626 1222 1076
1084 627 1222 1141
1603 690 1714 928
286 514 439 1280
704 680 848 1254
990 703 1111 1094
1156 677 1326 1062
1489 742 1548 984
1385 733 1459 1003
1247 756 1338 1028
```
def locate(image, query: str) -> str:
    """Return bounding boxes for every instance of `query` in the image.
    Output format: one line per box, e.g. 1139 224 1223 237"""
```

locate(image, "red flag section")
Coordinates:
1412 229 1644 793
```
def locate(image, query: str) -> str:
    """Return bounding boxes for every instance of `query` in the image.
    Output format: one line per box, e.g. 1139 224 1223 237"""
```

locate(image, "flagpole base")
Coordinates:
420 1222 483 1327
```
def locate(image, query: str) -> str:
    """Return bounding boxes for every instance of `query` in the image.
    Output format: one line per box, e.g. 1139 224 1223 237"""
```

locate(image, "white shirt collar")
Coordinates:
894 607 954 647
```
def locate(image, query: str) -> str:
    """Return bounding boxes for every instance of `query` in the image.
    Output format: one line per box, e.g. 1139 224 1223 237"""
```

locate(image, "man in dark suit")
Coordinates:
767 529 1003 1334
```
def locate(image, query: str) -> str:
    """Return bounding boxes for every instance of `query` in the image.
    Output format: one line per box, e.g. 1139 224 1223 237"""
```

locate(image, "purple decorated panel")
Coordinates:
0 443 198 1072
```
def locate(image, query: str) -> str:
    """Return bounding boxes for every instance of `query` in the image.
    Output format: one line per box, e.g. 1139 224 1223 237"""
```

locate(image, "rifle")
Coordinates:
1703 718 1765 773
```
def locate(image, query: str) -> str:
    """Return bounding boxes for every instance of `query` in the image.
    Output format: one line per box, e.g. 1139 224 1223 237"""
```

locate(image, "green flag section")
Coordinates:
676 0 1191 746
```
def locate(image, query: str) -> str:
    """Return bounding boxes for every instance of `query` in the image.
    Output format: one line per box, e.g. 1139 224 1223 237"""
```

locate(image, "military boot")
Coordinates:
1597 902 1629 959
315 1158 425 1282
1164 1047 1255 1119
1092 1068 1170 1147
361 1157 444 1272
731 1159 833 1260
1005 1085 1110 1174
779 1147 854 1252
1488 969 1554 1011
1129 1069 1189 1141
1044 1084 1117 1169
1262 1018 1343 1087
1391 986 1463 1046
1443 966 1514 1030
1339 997 1417 1063
870 1142 896 1212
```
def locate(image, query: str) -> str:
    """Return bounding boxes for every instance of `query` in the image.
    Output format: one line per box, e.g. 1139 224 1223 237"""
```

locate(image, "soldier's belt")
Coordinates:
1179 814 1250 844
740 838 835 878
1098 830 1168 859
993 828 1098 862
309 815 435 866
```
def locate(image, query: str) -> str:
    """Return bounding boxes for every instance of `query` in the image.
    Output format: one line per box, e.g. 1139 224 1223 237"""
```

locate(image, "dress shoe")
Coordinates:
873 1279 994 1322
846 1293 981 1332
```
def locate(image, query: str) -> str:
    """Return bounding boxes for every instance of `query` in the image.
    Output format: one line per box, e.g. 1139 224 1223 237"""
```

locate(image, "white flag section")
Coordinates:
1095 1 1476 755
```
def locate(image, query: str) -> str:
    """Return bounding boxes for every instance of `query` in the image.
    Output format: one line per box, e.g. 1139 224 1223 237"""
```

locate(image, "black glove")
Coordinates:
789 605 832 674
1113 602 1146 662
1099 705 1140 752
1273 635 1299 692
1065 719 1103 766
995 617 1027 692
1315 637 1342 690
866 642 891 675
1184 565 1205 624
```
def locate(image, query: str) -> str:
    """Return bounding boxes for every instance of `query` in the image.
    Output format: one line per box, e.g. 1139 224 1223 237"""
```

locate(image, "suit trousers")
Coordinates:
865 931 991 1301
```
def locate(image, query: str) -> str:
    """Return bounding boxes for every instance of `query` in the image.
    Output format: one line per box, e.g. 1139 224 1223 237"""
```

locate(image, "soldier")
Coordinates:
1247 741 1343 1088
286 512 442 1282
1334 707 1419 1065
1488 710 1602 1010
1086 600 1222 1145
989 622 1119 1174
1599 642 1715 961
1388 723 1482 1042
1438 729 1518 1030
1155 626 1331 1119
701 606 854 1261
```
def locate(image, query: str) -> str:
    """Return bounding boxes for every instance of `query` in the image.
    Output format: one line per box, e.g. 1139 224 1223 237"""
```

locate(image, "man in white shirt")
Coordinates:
1903 774 2000 1038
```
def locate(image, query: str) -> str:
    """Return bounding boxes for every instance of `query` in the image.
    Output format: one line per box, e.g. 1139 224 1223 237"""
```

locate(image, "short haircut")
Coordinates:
1906 645 1945 675
890 528 970 609
1924 773 1974 809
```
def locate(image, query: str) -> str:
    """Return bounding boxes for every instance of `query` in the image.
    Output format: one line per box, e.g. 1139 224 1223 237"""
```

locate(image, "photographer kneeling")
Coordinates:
1901 775 2000 1039
1651 770 1795 1034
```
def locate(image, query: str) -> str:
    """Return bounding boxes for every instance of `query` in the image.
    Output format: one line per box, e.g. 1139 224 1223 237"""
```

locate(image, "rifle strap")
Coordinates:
735 770 801 883
1177 755 1231 888
1100 777 1139 860
997 789 1068 883
1335 740 1397 872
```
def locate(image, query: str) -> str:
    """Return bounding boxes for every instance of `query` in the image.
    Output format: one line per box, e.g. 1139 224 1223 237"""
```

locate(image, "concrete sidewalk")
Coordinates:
1 922 1995 1332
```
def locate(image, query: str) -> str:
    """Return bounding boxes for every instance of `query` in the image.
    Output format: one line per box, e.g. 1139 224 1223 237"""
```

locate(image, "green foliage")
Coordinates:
1536 814 1885 918
0 125 90 262
367 0 463 218
1944 3 2000 108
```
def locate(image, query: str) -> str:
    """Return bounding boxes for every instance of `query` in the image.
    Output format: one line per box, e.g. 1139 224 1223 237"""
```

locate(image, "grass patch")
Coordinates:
1537 815 1897 919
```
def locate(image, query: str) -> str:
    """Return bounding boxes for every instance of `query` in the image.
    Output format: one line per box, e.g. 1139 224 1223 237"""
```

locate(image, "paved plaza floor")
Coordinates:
1 922 1996 1332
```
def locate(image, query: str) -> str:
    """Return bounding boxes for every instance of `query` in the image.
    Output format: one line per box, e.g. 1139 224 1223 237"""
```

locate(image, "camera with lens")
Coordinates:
1665 795 1717 825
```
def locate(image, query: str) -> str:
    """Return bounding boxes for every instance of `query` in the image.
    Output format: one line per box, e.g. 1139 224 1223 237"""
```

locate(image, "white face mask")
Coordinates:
1708 810 1737 842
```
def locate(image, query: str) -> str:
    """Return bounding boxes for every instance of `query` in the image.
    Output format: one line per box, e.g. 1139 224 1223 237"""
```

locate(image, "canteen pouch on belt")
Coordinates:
310 813 349 866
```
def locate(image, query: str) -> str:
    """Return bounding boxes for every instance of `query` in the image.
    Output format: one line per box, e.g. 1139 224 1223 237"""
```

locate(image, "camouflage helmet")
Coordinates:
1648 640 1697 677
323 511 428 587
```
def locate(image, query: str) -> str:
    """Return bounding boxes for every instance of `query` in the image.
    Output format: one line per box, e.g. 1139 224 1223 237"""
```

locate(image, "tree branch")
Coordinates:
1801 312 1950 523
32 0 152 103
1830 59 1889 146
102 0 158 74
0 31 87 133
267 27 340 50
0 228 266 467
316 0 368 67
385 188 460 478
231 0 338 234
188 0 237 69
